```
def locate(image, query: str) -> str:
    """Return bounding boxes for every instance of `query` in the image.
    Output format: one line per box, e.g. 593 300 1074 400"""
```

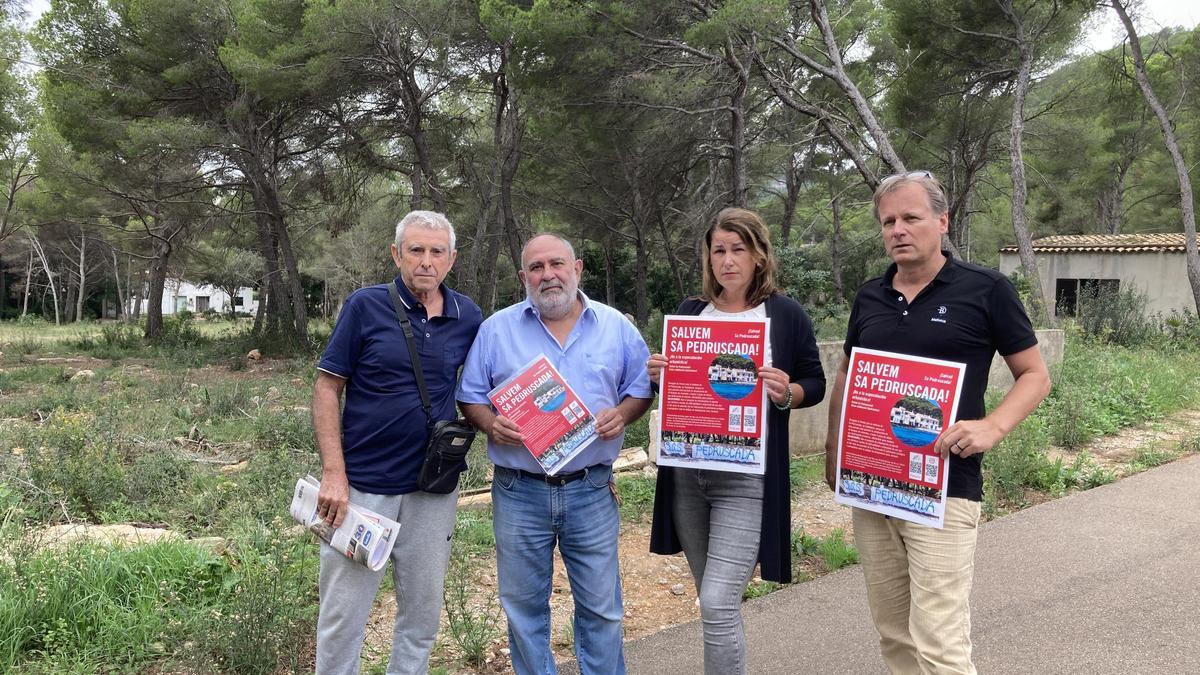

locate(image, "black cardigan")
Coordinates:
648 292 826 583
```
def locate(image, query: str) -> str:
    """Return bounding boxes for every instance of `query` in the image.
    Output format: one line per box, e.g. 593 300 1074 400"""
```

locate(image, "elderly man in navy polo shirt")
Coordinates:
824 172 1051 674
457 233 652 675
311 210 482 675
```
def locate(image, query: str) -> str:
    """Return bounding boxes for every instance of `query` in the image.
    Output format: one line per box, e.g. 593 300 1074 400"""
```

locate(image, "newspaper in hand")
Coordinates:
289 476 400 571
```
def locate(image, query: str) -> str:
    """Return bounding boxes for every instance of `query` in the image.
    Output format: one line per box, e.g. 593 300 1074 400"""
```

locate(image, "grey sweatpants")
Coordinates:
315 486 459 675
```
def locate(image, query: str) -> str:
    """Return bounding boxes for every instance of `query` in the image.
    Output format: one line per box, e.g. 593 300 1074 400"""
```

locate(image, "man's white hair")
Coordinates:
394 210 456 250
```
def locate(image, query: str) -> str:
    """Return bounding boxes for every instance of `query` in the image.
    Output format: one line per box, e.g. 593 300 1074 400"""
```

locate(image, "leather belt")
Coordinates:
512 466 594 486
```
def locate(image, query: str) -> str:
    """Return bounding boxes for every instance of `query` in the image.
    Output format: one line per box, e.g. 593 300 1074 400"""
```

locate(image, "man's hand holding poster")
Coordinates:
488 354 597 475
656 316 769 475
834 347 965 528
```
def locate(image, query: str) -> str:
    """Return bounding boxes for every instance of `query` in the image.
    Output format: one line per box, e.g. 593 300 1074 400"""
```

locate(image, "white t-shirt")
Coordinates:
700 302 773 366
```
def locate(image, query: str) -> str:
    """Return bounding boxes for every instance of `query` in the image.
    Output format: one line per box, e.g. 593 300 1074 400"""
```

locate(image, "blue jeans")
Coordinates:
492 464 625 675
671 468 764 675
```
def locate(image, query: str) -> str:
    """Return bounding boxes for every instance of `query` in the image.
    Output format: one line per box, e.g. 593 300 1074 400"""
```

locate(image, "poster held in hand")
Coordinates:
833 347 966 528
488 354 598 475
655 315 770 475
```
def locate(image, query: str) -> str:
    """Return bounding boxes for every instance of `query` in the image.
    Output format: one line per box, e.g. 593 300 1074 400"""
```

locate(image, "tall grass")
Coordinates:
982 335 1200 516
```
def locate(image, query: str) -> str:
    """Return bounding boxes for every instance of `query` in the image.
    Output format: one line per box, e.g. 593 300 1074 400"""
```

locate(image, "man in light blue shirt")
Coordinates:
458 233 652 675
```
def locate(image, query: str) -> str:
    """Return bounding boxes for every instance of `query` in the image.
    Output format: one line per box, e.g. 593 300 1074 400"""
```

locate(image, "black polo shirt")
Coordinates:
319 278 482 495
844 252 1037 501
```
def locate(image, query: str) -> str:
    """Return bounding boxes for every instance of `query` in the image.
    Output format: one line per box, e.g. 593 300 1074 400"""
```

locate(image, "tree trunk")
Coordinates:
1112 0 1200 310
498 76 525 283
1005 22 1053 326
656 213 688 301
633 227 649 326
75 234 86 322
272 213 310 342
22 245 32 317
724 40 749 207
782 153 800 248
111 250 125 321
830 185 845 300
809 0 906 174
603 233 616 306
144 239 171 339
29 235 60 325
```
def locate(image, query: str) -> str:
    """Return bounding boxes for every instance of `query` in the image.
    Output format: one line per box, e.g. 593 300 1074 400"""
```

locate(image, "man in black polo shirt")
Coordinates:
825 172 1050 674
311 211 482 674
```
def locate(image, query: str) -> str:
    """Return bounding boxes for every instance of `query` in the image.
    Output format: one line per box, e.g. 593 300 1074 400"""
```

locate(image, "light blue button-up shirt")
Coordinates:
457 291 652 472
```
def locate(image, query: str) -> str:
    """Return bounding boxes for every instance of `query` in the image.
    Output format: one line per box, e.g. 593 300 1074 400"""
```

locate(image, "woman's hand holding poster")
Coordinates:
834 347 965 528
656 316 769 475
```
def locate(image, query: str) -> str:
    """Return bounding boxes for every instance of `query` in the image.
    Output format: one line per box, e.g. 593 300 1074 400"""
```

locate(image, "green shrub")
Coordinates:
253 407 314 453
742 579 780 600
442 546 502 669
615 474 656 522
21 411 127 523
817 528 858 570
185 532 317 674
454 509 496 551
1075 285 1157 346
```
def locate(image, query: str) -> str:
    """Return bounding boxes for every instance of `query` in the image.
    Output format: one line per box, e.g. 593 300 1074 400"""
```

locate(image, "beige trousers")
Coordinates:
852 497 982 675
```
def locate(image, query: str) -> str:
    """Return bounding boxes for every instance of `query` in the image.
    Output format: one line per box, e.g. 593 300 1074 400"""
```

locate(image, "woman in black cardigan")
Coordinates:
647 207 825 674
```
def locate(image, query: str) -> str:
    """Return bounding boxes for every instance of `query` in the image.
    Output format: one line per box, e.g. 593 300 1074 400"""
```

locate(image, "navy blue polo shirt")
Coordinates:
319 278 482 495
844 253 1037 501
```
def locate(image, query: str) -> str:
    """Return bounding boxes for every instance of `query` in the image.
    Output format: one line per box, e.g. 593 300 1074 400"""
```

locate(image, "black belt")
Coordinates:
512 466 595 486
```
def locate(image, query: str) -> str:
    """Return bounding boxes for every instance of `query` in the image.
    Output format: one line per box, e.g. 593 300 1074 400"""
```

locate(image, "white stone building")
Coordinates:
130 279 258 317
999 233 1193 316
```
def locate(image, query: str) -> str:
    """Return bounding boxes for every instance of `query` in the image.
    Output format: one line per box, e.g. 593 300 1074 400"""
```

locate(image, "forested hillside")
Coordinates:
1 0 1197 338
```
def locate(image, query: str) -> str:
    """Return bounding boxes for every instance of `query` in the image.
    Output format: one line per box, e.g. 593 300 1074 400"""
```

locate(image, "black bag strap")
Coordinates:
387 281 434 430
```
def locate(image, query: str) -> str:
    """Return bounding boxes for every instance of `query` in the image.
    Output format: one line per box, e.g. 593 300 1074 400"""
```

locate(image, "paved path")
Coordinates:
600 454 1200 674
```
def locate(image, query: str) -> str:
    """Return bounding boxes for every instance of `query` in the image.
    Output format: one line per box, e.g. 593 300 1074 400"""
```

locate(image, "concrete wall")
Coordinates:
785 329 1065 455
999 251 1191 315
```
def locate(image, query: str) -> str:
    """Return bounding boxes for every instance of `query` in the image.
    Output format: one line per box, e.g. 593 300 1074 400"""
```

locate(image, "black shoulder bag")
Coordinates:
387 282 476 494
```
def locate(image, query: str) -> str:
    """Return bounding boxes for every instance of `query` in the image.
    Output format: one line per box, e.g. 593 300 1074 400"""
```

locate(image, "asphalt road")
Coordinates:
571 453 1200 674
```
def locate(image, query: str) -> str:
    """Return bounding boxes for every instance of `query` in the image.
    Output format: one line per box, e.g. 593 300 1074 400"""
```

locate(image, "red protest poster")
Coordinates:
833 347 965 528
656 316 769 475
488 354 597 475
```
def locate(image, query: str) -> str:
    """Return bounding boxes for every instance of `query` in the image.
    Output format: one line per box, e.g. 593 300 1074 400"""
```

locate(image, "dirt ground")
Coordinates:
363 476 856 674
358 406 1200 674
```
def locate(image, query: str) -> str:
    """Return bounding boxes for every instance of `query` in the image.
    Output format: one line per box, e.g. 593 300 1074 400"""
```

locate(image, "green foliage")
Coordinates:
776 245 833 304
1126 447 1178 473
788 455 824 491
980 334 1200 515
741 579 780 600
615 473 657 522
454 509 496 551
442 545 502 669
790 528 859 577
1075 285 1158 347
20 410 127 523
188 531 318 674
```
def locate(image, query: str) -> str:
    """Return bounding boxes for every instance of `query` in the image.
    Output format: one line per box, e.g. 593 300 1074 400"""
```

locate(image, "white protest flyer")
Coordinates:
289 476 400 571
655 315 770 475
487 354 598 475
833 348 966 528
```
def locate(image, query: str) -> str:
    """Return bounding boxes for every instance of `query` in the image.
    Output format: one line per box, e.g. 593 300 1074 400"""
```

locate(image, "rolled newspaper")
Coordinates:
289 476 400 571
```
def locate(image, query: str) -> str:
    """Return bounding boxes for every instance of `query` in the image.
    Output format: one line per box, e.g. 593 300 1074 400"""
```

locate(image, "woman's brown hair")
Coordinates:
700 207 778 307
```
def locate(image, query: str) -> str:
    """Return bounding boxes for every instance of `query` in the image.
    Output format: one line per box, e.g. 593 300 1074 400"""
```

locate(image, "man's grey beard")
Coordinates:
528 279 577 320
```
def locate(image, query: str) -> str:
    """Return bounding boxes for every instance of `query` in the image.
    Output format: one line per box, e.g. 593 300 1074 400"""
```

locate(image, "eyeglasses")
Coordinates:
879 170 934 185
